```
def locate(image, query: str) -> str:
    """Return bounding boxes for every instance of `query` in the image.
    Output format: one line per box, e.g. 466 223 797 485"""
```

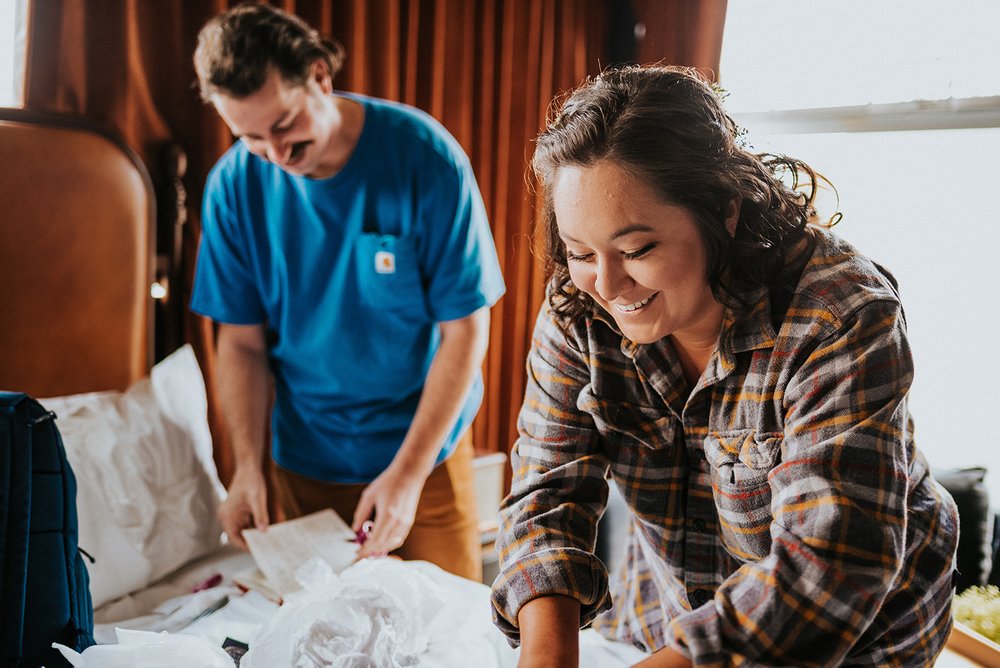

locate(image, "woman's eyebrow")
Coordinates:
561 223 656 246
610 223 655 241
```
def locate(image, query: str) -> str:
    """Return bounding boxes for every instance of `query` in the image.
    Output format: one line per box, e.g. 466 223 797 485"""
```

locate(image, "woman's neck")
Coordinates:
671 337 718 388
669 300 725 388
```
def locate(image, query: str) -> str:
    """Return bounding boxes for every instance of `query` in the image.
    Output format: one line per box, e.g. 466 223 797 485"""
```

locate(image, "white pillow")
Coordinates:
41 344 225 609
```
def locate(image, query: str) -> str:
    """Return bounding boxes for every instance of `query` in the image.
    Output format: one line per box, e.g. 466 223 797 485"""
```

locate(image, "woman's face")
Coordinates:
552 160 729 346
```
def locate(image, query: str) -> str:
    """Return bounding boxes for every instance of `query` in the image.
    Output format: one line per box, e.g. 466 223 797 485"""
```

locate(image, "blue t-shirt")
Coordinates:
191 94 505 482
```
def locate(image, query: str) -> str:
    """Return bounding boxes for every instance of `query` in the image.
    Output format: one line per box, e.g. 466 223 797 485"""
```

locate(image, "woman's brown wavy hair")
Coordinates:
534 65 836 336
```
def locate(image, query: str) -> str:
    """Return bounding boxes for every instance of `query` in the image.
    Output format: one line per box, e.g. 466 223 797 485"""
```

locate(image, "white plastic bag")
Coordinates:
52 628 234 667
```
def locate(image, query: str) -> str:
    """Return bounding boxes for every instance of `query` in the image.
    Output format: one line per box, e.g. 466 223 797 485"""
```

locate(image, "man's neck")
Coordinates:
311 95 365 179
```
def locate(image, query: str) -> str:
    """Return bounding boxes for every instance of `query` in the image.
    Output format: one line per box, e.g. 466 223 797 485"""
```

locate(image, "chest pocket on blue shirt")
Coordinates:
356 233 426 310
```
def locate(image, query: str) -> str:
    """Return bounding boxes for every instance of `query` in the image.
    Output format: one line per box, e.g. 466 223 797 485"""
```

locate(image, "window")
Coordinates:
1 0 29 107
721 1 1000 492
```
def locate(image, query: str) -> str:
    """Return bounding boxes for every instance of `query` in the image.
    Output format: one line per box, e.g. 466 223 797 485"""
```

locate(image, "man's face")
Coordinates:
212 63 336 177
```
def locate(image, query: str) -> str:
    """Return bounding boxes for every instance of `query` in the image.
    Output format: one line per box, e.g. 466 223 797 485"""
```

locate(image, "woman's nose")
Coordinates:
594 258 632 302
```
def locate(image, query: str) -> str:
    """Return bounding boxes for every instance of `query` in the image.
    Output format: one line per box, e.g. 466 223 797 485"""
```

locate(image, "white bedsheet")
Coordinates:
91 546 647 667
89 545 977 667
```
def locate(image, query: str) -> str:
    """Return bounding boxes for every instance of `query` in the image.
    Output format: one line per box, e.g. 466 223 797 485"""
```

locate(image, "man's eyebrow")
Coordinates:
239 109 294 140
270 109 295 133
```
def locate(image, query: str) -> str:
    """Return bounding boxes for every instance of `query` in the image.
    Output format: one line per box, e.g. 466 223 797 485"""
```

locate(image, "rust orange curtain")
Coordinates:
22 0 727 484
631 0 728 77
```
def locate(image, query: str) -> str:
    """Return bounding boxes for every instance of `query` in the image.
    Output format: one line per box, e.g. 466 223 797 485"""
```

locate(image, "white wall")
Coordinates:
751 127 1000 499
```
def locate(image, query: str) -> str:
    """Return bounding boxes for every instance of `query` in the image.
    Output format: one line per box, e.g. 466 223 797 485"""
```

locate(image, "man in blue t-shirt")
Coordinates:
190 4 504 580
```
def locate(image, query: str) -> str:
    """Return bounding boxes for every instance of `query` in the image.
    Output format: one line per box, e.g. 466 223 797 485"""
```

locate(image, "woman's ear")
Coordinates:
724 197 741 237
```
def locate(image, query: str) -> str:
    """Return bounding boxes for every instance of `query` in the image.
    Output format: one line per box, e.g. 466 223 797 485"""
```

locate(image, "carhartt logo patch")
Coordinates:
375 250 396 274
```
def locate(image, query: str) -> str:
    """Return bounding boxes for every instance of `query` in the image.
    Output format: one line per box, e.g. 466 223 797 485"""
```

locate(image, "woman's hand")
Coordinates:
352 464 426 558
631 645 693 668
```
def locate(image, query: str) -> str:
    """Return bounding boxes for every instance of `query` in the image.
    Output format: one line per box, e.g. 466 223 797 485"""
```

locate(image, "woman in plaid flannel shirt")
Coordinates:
491 65 958 667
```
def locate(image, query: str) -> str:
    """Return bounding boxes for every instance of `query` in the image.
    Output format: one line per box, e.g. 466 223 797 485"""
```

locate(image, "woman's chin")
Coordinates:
616 321 667 345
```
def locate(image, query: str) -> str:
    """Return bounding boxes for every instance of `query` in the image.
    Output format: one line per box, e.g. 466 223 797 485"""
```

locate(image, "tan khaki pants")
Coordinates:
272 432 482 581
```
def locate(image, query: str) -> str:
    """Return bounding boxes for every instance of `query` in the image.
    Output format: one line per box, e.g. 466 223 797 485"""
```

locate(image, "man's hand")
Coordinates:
352 464 426 558
218 466 269 550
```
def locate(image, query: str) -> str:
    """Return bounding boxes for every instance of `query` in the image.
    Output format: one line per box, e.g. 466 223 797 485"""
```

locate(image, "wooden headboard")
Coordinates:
0 108 156 397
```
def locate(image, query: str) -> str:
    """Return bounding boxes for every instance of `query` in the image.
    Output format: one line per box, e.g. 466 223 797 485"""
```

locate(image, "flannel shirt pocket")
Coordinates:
583 395 675 451
704 429 783 562
583 395 679 520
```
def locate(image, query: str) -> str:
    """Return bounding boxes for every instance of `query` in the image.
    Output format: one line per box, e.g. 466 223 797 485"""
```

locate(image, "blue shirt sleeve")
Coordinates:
190 162 267 325
418 152 505 323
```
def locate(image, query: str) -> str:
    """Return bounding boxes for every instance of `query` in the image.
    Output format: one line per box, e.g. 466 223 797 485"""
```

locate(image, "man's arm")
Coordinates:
215 322 273 549
353 306 490 557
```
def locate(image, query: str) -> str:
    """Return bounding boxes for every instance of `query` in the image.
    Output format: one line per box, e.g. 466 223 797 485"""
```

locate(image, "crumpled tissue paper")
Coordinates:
242 557 447 668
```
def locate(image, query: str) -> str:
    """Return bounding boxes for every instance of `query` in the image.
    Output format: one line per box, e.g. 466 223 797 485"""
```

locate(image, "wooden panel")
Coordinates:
947 622 1000 667
0 109 154 397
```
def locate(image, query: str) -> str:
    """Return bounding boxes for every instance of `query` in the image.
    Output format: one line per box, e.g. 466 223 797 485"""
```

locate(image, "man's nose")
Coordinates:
266 137 290 165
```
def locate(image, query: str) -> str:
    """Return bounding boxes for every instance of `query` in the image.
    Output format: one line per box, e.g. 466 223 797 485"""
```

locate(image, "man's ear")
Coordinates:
724 197 741 237
310 59 333 94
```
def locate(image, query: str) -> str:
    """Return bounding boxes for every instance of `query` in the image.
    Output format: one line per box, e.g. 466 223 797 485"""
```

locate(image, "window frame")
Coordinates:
733 95 1000 137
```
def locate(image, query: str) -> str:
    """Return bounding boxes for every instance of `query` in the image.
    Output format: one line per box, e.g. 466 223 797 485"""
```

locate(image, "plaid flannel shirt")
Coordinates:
491 230 958 666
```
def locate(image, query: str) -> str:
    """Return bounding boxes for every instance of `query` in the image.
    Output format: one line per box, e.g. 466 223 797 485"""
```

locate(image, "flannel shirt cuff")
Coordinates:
489 547 612 646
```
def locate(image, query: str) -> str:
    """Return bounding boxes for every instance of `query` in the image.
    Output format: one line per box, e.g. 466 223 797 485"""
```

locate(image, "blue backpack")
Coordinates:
0 392 95 667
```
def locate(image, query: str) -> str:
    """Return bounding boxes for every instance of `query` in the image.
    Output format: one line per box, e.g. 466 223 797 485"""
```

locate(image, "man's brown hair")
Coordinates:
194 2 346 102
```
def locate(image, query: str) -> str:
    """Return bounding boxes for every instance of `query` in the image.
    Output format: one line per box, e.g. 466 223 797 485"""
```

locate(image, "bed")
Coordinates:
0 108 986 668
33 345 645 667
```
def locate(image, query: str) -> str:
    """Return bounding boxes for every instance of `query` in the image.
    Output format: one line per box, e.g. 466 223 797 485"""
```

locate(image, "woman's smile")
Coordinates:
612 293 657 314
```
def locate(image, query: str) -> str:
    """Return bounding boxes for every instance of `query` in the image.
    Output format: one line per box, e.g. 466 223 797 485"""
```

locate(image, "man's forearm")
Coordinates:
216 324 273 472
391 307 491 475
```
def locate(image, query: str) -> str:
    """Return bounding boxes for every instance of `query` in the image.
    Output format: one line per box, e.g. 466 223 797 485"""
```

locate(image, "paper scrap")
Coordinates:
242 509 358 596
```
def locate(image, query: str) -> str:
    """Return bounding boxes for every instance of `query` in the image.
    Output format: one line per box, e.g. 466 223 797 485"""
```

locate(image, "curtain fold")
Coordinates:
22 0 727 485
632 0 728 77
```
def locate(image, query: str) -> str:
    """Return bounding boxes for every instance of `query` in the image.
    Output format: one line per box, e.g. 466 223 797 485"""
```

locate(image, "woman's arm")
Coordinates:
491 304 613 646
517 596 582 668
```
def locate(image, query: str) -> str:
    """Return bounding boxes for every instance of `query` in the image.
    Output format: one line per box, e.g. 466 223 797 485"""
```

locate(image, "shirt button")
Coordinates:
691 518 706 532
690 589 709 606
